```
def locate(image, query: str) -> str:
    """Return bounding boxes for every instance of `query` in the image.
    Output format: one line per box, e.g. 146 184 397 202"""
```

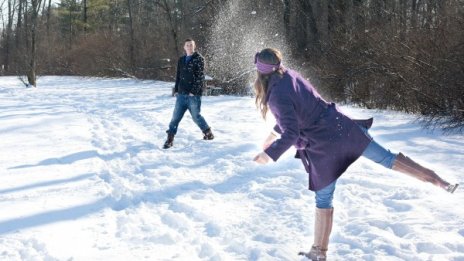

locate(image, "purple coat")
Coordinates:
264 69 373 191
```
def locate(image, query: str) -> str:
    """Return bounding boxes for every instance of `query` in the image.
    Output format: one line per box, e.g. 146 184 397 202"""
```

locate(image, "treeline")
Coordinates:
0 0 463 131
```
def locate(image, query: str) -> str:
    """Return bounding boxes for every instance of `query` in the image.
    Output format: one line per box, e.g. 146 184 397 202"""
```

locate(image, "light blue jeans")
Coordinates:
167 94 210 135
315 126 397 209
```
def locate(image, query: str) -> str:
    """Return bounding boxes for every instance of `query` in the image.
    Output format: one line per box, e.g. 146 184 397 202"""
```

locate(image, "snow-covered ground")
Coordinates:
0 76 463 261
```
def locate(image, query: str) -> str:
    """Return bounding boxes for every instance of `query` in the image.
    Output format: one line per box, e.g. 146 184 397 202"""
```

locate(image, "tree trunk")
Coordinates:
425 0 435 29
127 0 136 72
83 0 88 32
283 0 290 41
411 0 418 29
400 0 407 40
344 0 354 38
16 0 23 47
27 0 43 87
4 0 16 73
46 0 51 36
299 0 319 51
164 0 180 56
68 1 73 48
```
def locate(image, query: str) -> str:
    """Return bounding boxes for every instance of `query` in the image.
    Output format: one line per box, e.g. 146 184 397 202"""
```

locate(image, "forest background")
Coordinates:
0 0 463 131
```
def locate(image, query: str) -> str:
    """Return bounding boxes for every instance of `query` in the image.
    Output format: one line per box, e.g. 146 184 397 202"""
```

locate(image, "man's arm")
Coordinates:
174 58 181 94
192 55 205 95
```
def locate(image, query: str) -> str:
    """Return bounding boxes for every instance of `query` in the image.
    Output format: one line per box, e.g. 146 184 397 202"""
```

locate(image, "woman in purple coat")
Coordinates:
252 48 458 261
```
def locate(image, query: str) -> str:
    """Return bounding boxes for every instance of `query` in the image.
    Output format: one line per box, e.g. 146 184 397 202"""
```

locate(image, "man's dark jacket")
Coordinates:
174 52 205 96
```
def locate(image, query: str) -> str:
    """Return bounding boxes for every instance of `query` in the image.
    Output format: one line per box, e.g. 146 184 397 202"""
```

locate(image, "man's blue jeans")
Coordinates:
167 94 210 135
315 125 397 209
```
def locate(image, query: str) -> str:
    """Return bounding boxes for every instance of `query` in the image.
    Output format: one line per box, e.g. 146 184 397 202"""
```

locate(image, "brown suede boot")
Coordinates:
299 208 334 260
392 153 458 193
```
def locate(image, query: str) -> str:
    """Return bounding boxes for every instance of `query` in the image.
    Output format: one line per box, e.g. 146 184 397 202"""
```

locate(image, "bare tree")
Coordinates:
3 0 17 73
83 0 87 32
127 0 136 72
155 0 181 57
26 0 43 86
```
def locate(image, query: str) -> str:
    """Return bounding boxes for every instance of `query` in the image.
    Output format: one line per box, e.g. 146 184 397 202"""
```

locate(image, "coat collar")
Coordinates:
184 51 199 58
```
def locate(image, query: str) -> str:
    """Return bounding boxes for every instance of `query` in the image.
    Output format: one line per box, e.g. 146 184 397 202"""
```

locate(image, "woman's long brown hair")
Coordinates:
254 48 284 118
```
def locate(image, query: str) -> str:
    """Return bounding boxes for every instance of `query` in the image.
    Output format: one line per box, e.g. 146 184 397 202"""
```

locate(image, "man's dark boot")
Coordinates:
163 134 175 149
203 128 214 140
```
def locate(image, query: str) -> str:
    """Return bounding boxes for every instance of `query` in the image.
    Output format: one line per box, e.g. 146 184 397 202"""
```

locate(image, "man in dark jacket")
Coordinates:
163 38 214 149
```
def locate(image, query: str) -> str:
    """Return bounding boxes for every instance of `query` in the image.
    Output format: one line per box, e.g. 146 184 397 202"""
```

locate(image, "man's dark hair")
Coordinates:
184 38 194 42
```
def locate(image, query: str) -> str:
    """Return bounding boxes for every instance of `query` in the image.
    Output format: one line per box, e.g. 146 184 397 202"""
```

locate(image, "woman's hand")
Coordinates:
262 132 277 150
253 151 271 164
